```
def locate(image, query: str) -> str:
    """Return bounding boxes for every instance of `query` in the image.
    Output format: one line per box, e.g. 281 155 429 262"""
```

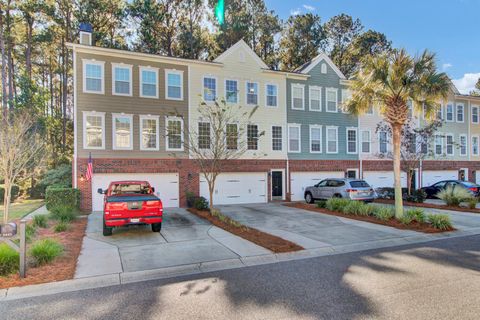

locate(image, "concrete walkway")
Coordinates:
24 205 49 219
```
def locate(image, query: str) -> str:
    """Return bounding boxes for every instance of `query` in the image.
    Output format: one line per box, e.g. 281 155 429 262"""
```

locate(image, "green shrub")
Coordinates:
32 215 48 228
436 186 474 207
54 221 69 233
0 243 19 276
427 214 453 230
49 204 78 222
35 164 72 198
405 189 427 203
404 208 426 223
316 200 327 209
325 198 350 212
193 196 209 210
373 207 395 221
30 238 63 266
0 184 20 204
358 204 376 216
45 187 80 211
25 224 37 243
467 197 477 209
398 215 413 225
343 201 365 215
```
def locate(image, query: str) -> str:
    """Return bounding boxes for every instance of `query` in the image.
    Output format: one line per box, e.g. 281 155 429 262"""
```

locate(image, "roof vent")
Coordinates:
79 22 93 46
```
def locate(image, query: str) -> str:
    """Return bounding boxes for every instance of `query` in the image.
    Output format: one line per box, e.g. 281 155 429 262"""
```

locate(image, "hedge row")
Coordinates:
45 187 80 211
0 185 20 204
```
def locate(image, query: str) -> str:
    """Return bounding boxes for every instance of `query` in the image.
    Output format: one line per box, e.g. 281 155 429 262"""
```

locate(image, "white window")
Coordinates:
436 104 444 120
326 126 338 154
247 124 259 150
326 88 338 112
83 60 104 94
83 111 105 149
446 103 454 122
266 84 278 107
309 86 321 111
457 104 464 122
225 80 238 103
246 82 259 105
435 135 444 156
272 126 282 151
226 123 238 150
309 125 322 153
446 134 454 155
346 128 357 154
460 134 467 156
203 77 216 101
140 115 159 151
321 63 327 74
112 114 133 150
472 136 479 156
472 106 479 124
165 70 183 100
288 124 301 153
379 131 388 154
198 122 211 149
112 63 132 96
361 130 371 153
291 84 305 110
340 89 351 113
139 67 158 98
166 117 183 151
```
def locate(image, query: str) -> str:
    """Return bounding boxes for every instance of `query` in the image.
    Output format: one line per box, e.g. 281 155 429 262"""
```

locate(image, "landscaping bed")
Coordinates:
0 216 87 289
286 201 455 233
188 208 303 253
375 198 480 214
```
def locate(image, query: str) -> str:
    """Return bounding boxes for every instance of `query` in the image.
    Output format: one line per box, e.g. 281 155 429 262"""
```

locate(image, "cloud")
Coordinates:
442 63 453 71
452 72 480 94
303 4 315 11
290 8 302 15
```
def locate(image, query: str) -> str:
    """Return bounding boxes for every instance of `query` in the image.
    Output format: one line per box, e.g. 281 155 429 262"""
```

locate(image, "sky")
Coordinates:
264 0 480 94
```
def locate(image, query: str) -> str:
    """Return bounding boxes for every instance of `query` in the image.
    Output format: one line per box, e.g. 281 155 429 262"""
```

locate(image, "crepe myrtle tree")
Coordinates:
0 110 45 225
177 98 264 210
345 49 450 218
376 118 443 195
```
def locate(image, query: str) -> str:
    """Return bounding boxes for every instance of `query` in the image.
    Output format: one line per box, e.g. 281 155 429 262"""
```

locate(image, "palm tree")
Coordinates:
346 49 450 218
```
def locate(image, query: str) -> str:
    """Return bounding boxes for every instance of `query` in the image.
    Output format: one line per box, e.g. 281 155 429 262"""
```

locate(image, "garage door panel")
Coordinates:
422 170 457 187
363 171 407 189
290 171 344 201
92 173 179 211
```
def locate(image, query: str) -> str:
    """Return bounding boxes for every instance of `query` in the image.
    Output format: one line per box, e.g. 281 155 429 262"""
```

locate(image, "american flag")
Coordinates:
85 153 93 181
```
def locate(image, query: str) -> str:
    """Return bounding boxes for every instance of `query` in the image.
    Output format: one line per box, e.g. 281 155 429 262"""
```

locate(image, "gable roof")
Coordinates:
295 52 346 79
214 39 268 69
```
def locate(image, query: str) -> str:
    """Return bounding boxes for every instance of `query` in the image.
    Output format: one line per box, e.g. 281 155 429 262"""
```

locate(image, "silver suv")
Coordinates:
304 178 376 203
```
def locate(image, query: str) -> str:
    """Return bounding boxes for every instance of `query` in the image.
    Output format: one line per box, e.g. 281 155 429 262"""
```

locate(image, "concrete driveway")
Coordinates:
75 209 269 278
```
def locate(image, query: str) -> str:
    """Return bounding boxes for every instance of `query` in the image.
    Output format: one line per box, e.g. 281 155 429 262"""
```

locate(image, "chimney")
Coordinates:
79 22 93 46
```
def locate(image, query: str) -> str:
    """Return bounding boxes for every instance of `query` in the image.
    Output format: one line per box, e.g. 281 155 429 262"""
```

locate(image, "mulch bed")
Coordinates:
375 198 480 214
285 203 455 234
188 208 303 253
0 217 87 289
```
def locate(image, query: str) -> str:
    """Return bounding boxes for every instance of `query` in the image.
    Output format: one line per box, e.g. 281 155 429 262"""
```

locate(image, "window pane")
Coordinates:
168 73 181 86
362 131 370 153
226 124 238 150
380 132 388 153
292 87 303 109
198 122 211 149
347 130 357 153
247 124 258 150
272 126 282 151
226 80 238 103
327 128 337 153
86 64 101 78
168 86 181 99
311 127 321 152
247 82 258 105
167 120 182 149
141 70 157 97
289 126 300 151
142 70 156 84
86 78 101 92
86 115 103 147
267 84 277 107
142 83 156 97
115 117 131 148
204 78 216 101
115 81 130 94
327 90 337 111
310 88 321 111
142 119 157 149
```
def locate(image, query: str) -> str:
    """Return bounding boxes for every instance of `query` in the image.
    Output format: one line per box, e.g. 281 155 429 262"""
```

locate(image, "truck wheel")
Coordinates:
103 221 113 236
305 192 314 204
152 223 162 232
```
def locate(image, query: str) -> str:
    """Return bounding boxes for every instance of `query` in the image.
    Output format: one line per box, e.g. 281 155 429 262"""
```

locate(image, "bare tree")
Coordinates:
0 111 46 224
179 99 263 209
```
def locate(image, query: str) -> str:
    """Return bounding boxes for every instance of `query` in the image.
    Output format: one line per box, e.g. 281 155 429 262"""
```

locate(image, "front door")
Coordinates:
271 171 283 198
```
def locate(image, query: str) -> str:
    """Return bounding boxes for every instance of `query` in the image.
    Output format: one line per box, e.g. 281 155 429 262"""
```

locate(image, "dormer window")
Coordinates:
321 63 327 74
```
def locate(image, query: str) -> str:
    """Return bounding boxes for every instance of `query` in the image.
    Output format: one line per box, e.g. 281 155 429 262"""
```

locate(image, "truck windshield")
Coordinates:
111 183 150 195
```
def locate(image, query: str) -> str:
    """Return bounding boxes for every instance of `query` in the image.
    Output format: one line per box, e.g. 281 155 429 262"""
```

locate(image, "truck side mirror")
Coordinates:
97 188 104 195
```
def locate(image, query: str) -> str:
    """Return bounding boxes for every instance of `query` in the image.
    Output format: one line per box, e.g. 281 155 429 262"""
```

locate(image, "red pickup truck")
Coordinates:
98 181 163 236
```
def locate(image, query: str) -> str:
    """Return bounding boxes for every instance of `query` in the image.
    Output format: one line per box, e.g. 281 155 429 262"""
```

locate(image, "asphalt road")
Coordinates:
2 235 480 320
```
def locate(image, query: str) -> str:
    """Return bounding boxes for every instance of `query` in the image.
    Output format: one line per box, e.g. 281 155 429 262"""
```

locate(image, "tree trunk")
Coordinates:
392 124 404 218
0 8 8 114
2 178 11 225
25 18 33 81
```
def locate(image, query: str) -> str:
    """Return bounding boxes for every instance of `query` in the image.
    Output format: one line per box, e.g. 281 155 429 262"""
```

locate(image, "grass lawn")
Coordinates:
0 199 44 221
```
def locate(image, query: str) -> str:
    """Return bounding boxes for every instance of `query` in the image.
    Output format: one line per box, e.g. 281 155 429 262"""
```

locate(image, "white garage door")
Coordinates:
363 171 407 189
290 171 344 201
200 172 267 205
422 170 458 187
92 173 179 211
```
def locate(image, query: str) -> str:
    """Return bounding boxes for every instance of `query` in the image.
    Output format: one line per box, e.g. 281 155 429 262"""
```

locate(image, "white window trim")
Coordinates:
139 66 159 99
326 87 338 113
309 125 322 153
265 83 278 108
308 86 322 112
361 130 371 154
245 81 259 106
112 113 133 151
287 123 301 153
346 127 358 154
165 69 184 101
271 125 283 152
139 115 160 151
291 84 305 110
472 135 479 156
472 105 479 124
202 75 218 102
445 133 454 156
111 63 133 96
165 116 184 151
224 79 238 104
82 59 105 94
459 134 468 156
446 103 454 122
82 111 105 150
378 131 389 154
326 126 339 154
456 103 465 123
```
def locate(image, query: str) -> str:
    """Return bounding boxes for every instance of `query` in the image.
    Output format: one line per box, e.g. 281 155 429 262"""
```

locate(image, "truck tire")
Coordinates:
152 223 162 232
103 220 113 236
